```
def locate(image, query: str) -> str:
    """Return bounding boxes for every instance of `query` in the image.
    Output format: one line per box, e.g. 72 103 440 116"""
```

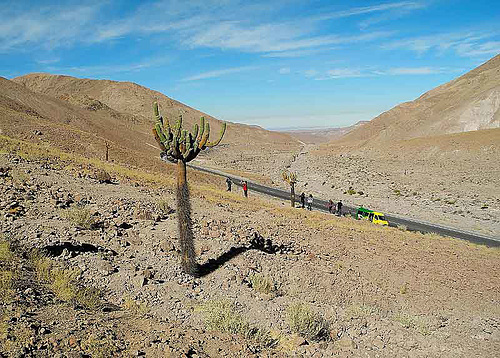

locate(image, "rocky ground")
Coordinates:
1 152 499 357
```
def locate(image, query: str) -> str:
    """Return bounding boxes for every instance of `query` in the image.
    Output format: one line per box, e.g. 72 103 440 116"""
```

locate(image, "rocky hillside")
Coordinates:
12 73 299 149
339 54 500 146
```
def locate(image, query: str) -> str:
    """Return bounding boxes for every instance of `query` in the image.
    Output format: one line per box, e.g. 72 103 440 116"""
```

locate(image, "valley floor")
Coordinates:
205 141 500 238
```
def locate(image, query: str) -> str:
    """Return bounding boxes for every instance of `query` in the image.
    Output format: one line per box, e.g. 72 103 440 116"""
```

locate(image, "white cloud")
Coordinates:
317 68 364 80
455 41 500 57
383 31 499 57
312 66 456 80
45 57 171 76
0 4 102 52
385 67 443 75
181 66 259 81
279 67 290 74
315 1 425 21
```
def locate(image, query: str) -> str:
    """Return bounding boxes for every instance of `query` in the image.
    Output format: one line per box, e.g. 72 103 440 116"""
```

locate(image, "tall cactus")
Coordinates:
282 170 298 207
152 102 226 276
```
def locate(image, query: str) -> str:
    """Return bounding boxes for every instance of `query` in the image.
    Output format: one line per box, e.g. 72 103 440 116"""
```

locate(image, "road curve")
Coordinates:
187 162 500 247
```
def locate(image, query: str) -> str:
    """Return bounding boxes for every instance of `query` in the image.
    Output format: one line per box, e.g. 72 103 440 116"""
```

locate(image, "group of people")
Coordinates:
226 177 343 215
299 192 342 215
226 177 248 197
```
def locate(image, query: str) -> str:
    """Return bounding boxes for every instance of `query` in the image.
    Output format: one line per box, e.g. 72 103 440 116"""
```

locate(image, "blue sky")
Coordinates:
1 0 499 129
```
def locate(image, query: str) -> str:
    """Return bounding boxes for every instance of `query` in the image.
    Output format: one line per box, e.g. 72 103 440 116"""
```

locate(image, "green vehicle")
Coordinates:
356 207 389 226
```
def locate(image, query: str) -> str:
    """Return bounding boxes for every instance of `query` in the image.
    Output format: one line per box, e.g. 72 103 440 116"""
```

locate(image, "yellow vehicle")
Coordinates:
356 207 389 226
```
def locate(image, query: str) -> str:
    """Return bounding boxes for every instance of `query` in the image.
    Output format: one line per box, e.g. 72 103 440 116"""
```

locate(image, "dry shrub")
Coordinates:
286 303 329 341
249 273 275 295
96 169 112 183
0 240 14 304
0 271 13 304
30 251 101 309
156 199 171 216
62 206 96 229
122 295 150 316
0 241 13 262
197 299 275 346
394 312 431 335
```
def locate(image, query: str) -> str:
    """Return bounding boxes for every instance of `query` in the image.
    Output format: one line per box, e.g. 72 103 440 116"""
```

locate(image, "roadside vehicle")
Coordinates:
356 207 389 226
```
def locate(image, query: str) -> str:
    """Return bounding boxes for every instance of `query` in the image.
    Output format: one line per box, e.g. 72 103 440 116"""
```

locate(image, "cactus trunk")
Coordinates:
290 182 295 207
177 160 197 276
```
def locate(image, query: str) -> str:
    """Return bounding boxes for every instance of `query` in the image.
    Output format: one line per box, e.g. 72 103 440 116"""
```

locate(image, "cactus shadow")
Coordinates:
196 233 286 277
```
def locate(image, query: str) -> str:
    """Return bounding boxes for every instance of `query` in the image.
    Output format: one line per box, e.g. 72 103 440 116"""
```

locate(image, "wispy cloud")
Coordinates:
0 1 414 57
181 66 259 81
0 3 103 52
383 31 499 57
323 68 364 79
455 41 500 57
278 67 290 74
381 67 449 75
44 57 170 76
313 66 456 80
314 1 425 21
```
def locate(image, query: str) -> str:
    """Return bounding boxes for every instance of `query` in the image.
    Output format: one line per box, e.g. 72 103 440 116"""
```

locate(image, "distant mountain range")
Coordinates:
278 121 369 144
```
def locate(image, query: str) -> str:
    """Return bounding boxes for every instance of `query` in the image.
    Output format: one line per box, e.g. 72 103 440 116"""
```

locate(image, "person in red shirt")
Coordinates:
242 181 248 197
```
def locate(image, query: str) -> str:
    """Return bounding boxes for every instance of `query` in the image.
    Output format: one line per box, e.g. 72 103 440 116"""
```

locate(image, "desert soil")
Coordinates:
1 152 499 357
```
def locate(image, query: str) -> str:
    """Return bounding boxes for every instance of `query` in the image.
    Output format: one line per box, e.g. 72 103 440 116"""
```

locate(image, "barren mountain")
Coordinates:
12 73 299 150
279 121 368 144
339 54 500 146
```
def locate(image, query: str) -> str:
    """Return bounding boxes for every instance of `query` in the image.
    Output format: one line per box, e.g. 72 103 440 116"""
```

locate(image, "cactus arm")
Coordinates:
181 129 187 142
282 171 289 184
163 117 171 138
198 121 210 149
192 123 199 140
153 102 163 125
174 116 182 139
152 128 167 151
206 122 226 148
155 123 167 143
196 117 205 142
182 133 192 158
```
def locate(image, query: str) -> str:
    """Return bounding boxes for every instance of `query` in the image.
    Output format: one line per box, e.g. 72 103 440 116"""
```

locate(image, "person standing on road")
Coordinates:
226 177 232 191
307 194 313 211
242 181 248 198
337 200 343 216
300 192 305 209
328 199 334 214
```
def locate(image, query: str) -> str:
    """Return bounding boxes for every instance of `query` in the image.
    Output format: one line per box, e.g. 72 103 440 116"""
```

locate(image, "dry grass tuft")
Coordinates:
61 206 96 230
30 250 102 309
286 303 329 341
197 299 275 346
394 312 431 335
122 295 150 316
249 273 275 295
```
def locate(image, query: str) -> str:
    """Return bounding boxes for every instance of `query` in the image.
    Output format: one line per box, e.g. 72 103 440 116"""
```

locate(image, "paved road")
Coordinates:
187 162 500 247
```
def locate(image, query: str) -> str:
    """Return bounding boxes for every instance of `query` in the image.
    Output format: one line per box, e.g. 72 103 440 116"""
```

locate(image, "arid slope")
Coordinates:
12 73 299 150
339 54 500 146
